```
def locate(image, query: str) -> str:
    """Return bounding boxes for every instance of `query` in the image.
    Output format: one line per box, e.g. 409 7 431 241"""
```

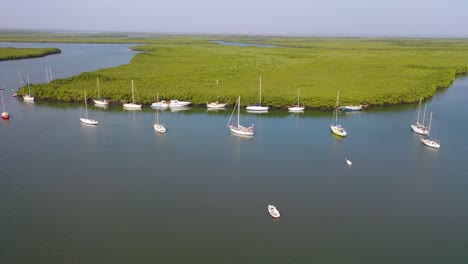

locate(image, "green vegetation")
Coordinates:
7 32 468 108
0 47 61 60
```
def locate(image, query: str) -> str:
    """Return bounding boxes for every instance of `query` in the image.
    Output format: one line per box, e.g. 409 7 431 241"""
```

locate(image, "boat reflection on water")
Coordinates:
171 106 190 112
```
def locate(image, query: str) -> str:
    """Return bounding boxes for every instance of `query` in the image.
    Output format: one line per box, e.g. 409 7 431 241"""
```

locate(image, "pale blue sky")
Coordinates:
2 0 468 36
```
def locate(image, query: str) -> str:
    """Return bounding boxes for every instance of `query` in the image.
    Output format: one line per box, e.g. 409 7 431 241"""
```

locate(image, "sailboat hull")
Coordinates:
246 105 269 111
331 124 347 137
23 95 34 101
93 99 108 106
207 102 227 108
154 124 166 133
123 103 142 109
288 106 305 112
229 125 254 136
421 138 440 149
410 124 428 135
80 118 98 125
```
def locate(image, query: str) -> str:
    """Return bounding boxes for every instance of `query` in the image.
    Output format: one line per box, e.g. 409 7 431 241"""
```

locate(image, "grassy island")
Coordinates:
7 33 468 108
0 47 61 61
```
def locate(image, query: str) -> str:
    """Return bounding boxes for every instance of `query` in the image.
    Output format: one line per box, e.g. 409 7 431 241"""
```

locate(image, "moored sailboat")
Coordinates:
1 88 9 119
93 78 108 106
123 80 142 109
80 90 98 125
153 107 166 133
330 91 347 137
227 96 254 136
288 88 305 112
207 80 227 109
246 75 269 112
410 97 428 135
420 112 440 149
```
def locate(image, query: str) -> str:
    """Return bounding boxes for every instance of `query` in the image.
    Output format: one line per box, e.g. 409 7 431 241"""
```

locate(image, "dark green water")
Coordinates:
1 43 468 263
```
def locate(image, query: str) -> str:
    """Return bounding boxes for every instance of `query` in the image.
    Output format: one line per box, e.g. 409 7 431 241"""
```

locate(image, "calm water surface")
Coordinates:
1 43 468 263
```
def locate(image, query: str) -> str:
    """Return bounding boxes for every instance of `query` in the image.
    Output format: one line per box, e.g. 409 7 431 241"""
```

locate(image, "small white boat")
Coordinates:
151 93 169 108
288 88 305 112
227 96 254 136
80 91 98 125
207 80 227 109
93 78 109 106
345 159 352 166
1 88 9 119
421 112 440 149
268 205 280 219
169 99 191 108
123 80 142 109
246 75 269 112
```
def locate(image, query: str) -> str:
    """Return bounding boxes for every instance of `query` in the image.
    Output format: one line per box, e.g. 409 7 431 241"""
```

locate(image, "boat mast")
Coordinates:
1 88 6 112
335 90 340 123
84 90 88 118
297 88 300 106
259 75 262 104
131 80 135 103
216 80 219 102
427 112 433 136
416 98 422 125
237 96 240 126
97 78 100 98
422 104 427 127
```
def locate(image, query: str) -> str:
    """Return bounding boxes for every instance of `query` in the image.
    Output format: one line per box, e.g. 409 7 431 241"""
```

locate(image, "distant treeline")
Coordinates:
8 34 468 108
0 47 61 61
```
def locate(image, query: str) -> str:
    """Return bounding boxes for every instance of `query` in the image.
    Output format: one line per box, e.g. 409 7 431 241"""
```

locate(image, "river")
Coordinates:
0 42 467 263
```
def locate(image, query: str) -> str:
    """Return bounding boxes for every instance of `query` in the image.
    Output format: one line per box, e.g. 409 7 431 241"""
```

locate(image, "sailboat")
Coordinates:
23 75 35 102
93 78 108 106
246 75 269 112
207 80 226 109
410 97 428 135
123 80 142 109
1 88 9 119
288 88 305 112
421 112 440 149
80 90 98 125
227 96 254 136
153 107 166 133
330 90 347 137
151 92 169 108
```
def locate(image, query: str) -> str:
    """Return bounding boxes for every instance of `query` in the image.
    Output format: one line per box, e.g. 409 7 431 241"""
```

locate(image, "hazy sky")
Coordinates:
2 0 468 36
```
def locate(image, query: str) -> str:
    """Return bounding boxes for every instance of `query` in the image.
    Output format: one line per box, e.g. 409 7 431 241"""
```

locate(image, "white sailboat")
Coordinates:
288 88 305 112
151 93 169 108
93 78 108 106
421 112 440 149
153 107 166 133
246 75 269 112
410 97 428 135
123 80 142 109
227 96 254 136
330 90 347 137
23 75 35 102
80 90 98 125
1 88 9 119
268 204 280 219
207 80 227 109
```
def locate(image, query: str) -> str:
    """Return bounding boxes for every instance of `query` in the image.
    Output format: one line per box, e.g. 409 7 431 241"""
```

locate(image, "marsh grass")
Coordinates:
8 34 468 108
